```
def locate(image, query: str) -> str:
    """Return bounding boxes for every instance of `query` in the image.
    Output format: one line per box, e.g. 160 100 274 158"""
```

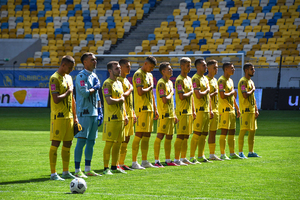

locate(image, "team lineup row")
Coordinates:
48 53 260 180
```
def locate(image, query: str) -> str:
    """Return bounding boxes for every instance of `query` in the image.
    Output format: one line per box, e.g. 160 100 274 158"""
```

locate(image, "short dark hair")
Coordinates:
119 58 130 66
159 62 170 74
243 63 254 72
222 62 232 71
145 56 157 66
207 59 218 67
107 61 119 70
194 58 205 67
180 57 191 66
80 52 94 64
61 55 75 65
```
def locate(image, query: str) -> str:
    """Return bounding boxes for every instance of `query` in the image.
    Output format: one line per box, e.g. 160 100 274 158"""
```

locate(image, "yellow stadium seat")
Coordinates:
239 13 248 20
202 2 210 9
253 25 262 32
261 44 269 51
248 13 256 20
173 9 180 16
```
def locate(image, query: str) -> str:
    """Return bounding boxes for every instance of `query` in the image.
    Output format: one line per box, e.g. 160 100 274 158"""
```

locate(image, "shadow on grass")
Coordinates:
0 177 50 185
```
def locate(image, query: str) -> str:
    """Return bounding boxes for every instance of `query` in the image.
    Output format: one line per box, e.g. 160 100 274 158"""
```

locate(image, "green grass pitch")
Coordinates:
0 108 299 199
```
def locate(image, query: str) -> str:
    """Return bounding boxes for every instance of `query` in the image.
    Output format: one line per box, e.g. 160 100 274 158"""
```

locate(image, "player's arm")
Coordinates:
123 103 129 125
194 86 210 99
192 96 196 120
123 83 133 98
72 95 79 123
242 83 255 99
105 95 125 105
153 93 159 120
234 98 240 118
210 85 218 97
209 96 214 119
137 84 153 96
254 98 259 118
219 81 234 99
51 79 73 104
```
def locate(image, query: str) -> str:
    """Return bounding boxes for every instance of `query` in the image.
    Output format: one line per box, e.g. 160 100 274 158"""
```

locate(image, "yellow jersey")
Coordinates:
175 74 193 116
49 72 73 119
156 78 175 119
206 75 218 113
133 68 154 113
218 75 235 113
192 73 210 113
238 76 256 114
102 78 125 121
118 76 134 118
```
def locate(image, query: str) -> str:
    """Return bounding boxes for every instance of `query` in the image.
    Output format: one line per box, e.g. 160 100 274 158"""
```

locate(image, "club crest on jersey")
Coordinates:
104 88 109 94
219 84 223 90
80 80 85 86
136 78 141 84
159 89 164 95
193 82 197 88
241 85 246 91
51 84 56 91
177 84 182 90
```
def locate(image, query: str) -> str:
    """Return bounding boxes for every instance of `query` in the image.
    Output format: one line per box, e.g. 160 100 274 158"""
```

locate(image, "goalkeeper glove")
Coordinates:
92 78 101 90
97 107 103 126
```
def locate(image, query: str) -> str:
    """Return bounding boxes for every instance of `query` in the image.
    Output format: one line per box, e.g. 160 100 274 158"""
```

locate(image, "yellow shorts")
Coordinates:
102 120 125 142
194 112 210 133
209 112 219 131
218 112 236 130
124 117 134 137
135 112 153 133
240 113 257 131
176 114 193 135
157 117 175 135
50 118 74 141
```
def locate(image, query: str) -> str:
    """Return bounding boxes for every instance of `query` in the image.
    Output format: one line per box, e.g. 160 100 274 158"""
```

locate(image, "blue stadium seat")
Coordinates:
95 0 103 5
37 11 45 18
273 12 282 20
83 16 91 23
44 0 51 5
45 17 53 24
143 4 150 14
24 34 32 39
186 51 194 54
0 0 7 6
126 0 133 4
15 5 23 11
264 32 273 39
62 27 70 34
67 10 75 17
203 51 210 54
1 22 8 30
82 10 90 18
54 28 62 36
149 0 156 7
192 21 200 28
65 0 73 5
198 38 207 46
107 16 114 23
62 22 69 28
206 14 214 23
107 22 115 30
42 52 50 59
31 22 39 29
227 26 236 34
186 2 194 9
255 32 264 40
238 50 246 55
242 19 250 27
74 4 81 11
148 34 155 41
195 2 202 10
29 4 37 11
16 17 23 23
188 33 196 41
86 34 94 42
297 5 300 12
217 20 225 28
268 0 276 7
226 1 234 8
267 19 277 26
167 15 174 23
231 13 239 21
262 6 272 14
112 4 119 11
84 22 93 29
22 0 29 5
245 6 254 14
185 0 192 3
44 4 52 11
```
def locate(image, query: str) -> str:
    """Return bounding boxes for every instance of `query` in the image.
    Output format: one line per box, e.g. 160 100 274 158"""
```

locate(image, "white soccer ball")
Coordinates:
70 178 87 194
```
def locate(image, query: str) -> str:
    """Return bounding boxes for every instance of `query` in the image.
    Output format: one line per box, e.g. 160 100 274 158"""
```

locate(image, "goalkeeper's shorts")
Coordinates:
75 116 98 140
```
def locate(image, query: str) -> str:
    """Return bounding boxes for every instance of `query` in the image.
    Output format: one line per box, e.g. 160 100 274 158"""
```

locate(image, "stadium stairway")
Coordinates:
99 0 183 66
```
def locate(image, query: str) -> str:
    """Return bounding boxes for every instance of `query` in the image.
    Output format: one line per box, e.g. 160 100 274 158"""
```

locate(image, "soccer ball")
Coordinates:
70 178 87 194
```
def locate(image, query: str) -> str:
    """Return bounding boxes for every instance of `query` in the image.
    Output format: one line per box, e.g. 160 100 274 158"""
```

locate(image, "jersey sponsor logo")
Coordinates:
159 89 164 95
104 88 109 94
136 77 141 84
193 82 197 88
219 84 223 90
241 85 246 91
51 84 56 91
177 84 182 90
80 80 85 86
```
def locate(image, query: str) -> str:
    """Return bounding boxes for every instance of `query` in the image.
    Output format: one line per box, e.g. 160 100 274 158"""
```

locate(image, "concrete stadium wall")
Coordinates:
0 39 41 66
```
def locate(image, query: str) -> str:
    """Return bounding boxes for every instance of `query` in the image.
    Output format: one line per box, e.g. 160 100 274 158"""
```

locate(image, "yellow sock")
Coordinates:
174 138 183 160
228 135 235 154
111 142 122 166
49 146 58 174
197 135 207 157
154 137 161 160
103 141 113 168
248 130 256 152
118 142 128 165
181 138 188 159
238 130 247 152
208 143 216 154
219 135 226 155
141 136 150 160
164 138 172 160
61 146 70 172
190 134 199 158
132 136 141 162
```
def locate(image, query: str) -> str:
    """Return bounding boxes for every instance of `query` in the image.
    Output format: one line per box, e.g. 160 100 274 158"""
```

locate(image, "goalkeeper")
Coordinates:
74 52 103 178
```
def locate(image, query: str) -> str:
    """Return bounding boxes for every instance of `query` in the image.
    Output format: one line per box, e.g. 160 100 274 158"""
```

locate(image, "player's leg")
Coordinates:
164 134 173 164
103 140 114 175
111 141 126 173
238 113 248 159
197 113 211 162
219 113 231 160
119 117 133 170
49 140 63 180
180 115 194 165
154 133 164 167
248 115 260 157
174 134 185 166
227 113 241 159
74 137 87 177
189 131 200 163
208 112 222 160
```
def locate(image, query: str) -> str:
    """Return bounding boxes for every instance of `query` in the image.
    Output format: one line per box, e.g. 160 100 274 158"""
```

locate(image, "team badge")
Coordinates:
51 84 56 91
177 84 182 90
241 85 246 91
104 88 109 94
196 123 200 127
245 121 248 125
163 125 166 129
80 80 85 86
223 120 226 124
108 132 111 137
219 84 223 90
142 122 145 127
183 126 186 130
55 130 59 135
159 89 164 95
136 78 141 84
193 82 197 88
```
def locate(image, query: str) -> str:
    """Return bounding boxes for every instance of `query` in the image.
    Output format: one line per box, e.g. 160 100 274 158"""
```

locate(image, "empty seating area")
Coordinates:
0 0 157 67
132 0 300 67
